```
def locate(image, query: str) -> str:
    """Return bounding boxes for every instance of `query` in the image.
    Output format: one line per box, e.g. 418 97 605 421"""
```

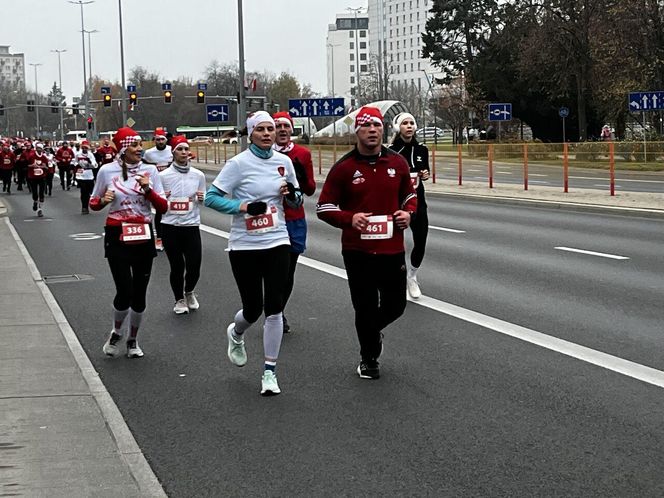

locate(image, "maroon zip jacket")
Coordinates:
280 143 316 221
317 146 417 255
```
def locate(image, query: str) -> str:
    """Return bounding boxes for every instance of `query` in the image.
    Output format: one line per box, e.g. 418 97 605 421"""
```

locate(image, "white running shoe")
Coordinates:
184 291 199 310
173 298 189 314
155 238 164 251
226 323 247 367
126 339 144 358
37 208 43 218
260 370 281 396
102 331 122 357
407 276 422 299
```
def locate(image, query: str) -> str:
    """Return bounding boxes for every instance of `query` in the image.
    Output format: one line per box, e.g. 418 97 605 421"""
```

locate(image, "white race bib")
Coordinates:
360 215 394 240
120 223 151 243
410 172 420 189
169 197 192 214
245 205 278 235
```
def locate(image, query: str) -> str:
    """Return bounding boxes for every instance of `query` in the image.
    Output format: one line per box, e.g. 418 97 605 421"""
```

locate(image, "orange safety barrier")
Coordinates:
563 142 569 193
457 144 463 185
609 142 615 196
523 143 529 191
318 145 322 175
488 144 494 188
431 148 436 183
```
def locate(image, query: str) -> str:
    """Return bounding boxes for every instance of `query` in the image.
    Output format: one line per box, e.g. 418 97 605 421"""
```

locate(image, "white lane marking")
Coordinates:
495 171 513 175
199 222 664 389
555 246 630 260
528 173 549 177
527 180 551 184
430 225 466 234
593 184 623 188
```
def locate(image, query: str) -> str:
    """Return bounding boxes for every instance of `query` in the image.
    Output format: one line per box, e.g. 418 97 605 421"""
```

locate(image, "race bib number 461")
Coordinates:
360 215 394 240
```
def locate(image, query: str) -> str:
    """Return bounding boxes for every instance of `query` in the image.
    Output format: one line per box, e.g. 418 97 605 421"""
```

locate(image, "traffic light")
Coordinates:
196 90 205 104
87 116 93 130
72 103 79 115
51 101 58 113
129 92 137 106
164 90 172 104
103 94 112 107
0 105 4 116
27 100 35 112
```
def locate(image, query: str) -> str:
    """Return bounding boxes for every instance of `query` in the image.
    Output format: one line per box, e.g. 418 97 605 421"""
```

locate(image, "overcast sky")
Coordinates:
2 0 366 102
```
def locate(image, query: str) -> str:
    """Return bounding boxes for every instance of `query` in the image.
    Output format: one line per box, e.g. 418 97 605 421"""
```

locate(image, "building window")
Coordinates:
360 41 366 49
397 40 400 49
360 53 367 61
350 42 354 49
404 64 407 72
390 42 393 50
349 31 354 38
350 65 355 72
350 53 355 61
411 63 414 72
360 30 366 38
350 76 355 84
360 64 367 72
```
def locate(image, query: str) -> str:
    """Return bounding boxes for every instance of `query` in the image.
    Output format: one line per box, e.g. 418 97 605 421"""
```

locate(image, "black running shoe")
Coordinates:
357 359 380 379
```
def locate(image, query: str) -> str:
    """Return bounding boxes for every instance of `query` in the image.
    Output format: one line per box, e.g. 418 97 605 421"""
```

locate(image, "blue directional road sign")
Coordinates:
100 86 111 95
288 98 345 118
628 91 664 112
488 103 512 121
198 83 207 91
162 83 172 91
126 85 136 93
206 104 229 123
559 107 569 118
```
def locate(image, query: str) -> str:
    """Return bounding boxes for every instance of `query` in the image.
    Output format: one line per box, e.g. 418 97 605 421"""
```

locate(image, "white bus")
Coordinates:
64 130 87 142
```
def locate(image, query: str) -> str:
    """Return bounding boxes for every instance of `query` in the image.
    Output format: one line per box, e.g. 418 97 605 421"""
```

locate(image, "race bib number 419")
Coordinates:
360 215 394 240
169 197 191 213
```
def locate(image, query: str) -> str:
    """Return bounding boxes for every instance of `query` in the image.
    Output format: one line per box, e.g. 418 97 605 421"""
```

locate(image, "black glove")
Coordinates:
292 160 306 186
284 182 298 201
246 201 267 216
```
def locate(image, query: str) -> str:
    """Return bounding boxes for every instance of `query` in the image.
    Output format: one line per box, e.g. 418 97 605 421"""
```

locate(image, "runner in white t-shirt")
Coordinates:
159 136 206 314
205 111 303 396
143 127 173 251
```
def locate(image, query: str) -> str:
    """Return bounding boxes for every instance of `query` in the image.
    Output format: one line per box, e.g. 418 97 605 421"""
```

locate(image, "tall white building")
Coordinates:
326 10 370 105
367 0 436 95
0 46 26 91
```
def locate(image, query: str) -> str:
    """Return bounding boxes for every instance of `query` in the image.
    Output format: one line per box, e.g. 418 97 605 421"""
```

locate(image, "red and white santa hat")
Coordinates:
272 111 294 130
153 127 167 139
170 135 189 151
354 106 384 133
112 127 142 155
80 140 90 148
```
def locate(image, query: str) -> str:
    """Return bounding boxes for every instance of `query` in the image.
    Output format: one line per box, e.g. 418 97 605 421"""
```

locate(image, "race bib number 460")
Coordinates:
169 197 191 214
360 215 394 240
245 206 278 235
120 223 151 243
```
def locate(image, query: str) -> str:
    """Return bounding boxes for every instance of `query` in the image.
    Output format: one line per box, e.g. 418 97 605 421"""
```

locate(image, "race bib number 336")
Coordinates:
120 223 151 243
360 215 394 240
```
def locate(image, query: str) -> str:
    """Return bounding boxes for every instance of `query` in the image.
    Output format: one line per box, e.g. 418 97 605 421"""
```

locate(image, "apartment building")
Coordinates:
0 46 26 91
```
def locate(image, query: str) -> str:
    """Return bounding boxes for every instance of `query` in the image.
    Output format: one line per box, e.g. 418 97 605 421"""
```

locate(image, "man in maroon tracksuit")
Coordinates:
0 141 16 194
272 111 317 333
317 106 417 380
55 141 75 190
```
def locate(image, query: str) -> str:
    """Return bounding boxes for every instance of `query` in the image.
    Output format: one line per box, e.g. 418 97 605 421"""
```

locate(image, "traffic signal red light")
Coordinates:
87 116 93 130
164 90 172 104
103 94 112 107
196 90 205 104
27 100 35 112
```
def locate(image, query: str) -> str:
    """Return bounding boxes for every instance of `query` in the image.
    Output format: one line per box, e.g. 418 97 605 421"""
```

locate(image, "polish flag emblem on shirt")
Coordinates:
277 166 285 177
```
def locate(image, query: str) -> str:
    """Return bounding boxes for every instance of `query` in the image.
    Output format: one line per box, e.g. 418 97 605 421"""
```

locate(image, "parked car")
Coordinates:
220 130 239 144
416 127 446 140
191 136 213 144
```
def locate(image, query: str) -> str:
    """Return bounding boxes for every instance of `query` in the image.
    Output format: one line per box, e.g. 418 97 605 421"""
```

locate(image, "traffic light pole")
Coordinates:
118 0 128 125
237 0 247 151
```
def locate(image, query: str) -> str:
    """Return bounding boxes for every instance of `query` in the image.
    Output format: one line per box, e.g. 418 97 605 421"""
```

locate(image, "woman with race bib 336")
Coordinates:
205 111 302 396
89 127 167 359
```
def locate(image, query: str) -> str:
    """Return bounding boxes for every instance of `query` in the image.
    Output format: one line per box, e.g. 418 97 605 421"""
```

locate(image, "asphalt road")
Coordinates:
4 183 664 497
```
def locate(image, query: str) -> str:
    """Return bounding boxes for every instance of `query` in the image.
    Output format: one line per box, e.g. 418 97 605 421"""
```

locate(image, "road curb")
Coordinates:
4 217 168 498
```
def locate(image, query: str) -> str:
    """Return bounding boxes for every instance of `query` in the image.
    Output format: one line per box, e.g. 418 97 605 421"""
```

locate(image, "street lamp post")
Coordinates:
118 0 127 125
69 0 94 137
421 70 438 148
51 49 67 141
237 0 247 151
327 42 340 136
83 29 99 88
29 63 42 138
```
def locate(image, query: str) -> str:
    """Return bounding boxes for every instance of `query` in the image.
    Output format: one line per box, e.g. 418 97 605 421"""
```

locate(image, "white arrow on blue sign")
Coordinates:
206 104 229 123
488 103 512 121
100 86 111 95
162 83 172 91
288 98 345 118
126 85 136 93
628 91 664 112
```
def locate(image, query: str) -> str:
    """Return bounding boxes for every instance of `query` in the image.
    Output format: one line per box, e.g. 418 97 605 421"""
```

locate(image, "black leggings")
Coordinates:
78 179 94 209
283 252 300 310
107 256 154 313
342 250 407 361
1 170 11 191
154 212 163 238
28 178 45 203
410 207 429 269
161 224 202 300
228 245 290 323
58 165 71 188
